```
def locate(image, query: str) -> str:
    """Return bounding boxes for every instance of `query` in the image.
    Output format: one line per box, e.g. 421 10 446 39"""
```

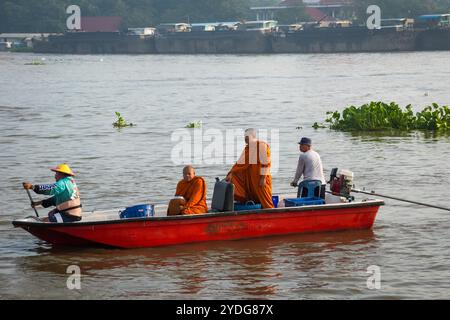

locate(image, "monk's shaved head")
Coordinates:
245 128 257 138
183 165 195 182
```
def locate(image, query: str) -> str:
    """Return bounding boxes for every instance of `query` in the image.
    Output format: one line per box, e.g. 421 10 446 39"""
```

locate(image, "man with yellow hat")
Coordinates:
23 164 83 223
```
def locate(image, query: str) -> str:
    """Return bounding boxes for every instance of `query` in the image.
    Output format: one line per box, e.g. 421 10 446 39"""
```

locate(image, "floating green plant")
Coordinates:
312 122 326 129
186 121 202 129
25 60 45 66
113 112 134 128
415 104 450 130
318 102 450 132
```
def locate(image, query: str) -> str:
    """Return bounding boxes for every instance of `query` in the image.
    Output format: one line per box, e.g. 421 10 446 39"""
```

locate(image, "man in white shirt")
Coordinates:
290 137 326 199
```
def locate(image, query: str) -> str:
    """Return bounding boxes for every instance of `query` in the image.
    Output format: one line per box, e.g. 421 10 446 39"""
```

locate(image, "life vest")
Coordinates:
56 179 82 217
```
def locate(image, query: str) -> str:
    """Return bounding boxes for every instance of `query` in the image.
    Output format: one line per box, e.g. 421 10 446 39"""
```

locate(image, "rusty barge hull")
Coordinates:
32 28 450 54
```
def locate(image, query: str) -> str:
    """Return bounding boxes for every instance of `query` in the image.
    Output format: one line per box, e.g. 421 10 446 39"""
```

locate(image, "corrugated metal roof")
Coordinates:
0 33 54 39
319 0 352 5
279 0 352 6
279 0 302 5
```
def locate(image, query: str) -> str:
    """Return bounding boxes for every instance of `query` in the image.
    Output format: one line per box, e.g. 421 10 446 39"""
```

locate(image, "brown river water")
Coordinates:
0 52 449 299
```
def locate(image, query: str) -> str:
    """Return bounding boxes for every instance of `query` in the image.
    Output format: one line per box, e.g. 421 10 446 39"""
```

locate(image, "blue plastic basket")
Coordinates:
120 204 155 219
234 201 262 211
284 197 325 207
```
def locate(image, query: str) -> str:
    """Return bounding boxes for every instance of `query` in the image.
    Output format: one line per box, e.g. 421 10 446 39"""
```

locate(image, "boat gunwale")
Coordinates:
12 199 384 229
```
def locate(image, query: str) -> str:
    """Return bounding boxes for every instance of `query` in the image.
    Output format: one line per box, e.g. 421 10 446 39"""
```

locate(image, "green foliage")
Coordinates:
0 0 254 33
273 5 309 24
157 0 252 24
415 103 450 130
113 112 134 128
353 0 450 23
186 121 202 129
0 0 68 33
1 0 450 32
323 102 450 132
312 122 326 129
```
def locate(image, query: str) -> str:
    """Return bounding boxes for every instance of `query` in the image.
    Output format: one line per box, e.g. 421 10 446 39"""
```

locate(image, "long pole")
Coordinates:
352 188 450 212
25 189 39 217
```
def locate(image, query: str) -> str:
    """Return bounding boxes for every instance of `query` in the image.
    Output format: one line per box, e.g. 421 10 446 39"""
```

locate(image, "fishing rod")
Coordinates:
273 185 450 212
352 188 450 212
322 167 450 211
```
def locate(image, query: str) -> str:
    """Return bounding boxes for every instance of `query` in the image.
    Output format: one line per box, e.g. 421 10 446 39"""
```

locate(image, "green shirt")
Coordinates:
34 177 80 206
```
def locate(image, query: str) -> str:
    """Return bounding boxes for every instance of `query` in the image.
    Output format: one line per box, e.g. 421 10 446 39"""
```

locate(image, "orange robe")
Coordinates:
229 140 274 209
175 176 208 215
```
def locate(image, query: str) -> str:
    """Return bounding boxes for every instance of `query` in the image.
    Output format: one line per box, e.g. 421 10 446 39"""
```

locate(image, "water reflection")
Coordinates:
2 52 450 298
13 230 377 299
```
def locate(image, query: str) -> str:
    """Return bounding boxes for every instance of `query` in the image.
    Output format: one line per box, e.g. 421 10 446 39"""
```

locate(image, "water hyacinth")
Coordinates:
113 112 134 128
25 60 46 66
186 121 202 129
320 102 450 132
415 104 450 130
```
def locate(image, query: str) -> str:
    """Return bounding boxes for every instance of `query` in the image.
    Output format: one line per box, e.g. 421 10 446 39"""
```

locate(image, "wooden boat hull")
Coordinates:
13 201 383 249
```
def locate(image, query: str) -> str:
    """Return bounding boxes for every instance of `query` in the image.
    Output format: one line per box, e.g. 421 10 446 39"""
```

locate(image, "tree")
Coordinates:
0 0 254 32
273 5 309 24
354 0 450 23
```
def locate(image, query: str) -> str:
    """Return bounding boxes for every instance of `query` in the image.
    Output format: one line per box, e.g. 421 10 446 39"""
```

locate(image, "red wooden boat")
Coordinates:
12 198 384 249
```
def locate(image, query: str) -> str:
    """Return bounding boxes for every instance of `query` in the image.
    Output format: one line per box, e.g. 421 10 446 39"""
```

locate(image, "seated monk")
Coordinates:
225 128 274 209
168 166 208 216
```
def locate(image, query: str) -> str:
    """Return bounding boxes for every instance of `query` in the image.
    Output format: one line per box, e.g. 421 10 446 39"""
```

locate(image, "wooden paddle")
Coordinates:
23 185 39 217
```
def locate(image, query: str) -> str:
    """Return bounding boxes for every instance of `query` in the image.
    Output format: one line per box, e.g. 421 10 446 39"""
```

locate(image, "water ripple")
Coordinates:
1 51 450 299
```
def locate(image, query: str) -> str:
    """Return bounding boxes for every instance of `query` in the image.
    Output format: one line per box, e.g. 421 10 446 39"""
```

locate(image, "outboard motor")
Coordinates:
329 168 354 199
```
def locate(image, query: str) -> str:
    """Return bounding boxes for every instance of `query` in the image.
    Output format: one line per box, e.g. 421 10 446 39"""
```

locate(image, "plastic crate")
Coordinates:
234 202 262 211
120 204 155 219
284 197 325 207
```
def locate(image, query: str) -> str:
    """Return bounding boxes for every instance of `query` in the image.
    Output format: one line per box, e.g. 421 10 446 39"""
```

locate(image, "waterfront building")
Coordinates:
251 0 355 22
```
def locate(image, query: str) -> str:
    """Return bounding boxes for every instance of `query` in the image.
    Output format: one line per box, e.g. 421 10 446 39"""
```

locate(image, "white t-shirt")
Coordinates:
293 149 326 185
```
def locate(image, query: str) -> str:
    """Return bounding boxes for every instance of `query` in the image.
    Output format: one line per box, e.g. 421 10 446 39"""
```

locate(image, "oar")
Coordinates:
352 188 450 212
25 188 39 217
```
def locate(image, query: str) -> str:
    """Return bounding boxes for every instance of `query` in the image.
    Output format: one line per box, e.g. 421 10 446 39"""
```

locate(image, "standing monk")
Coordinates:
169 166 208 215
226 128 274 209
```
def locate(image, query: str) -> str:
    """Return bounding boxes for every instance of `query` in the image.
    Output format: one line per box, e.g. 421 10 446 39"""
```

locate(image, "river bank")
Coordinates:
32 28 450 54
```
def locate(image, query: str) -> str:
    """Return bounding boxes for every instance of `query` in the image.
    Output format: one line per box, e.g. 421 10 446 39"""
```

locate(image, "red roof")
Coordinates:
81 17 122 32
305 7 336 21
